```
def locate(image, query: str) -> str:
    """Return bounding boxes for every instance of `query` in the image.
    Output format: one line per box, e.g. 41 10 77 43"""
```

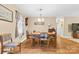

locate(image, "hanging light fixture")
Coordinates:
41 18 44 22
38 17 41 22
37 8 44 22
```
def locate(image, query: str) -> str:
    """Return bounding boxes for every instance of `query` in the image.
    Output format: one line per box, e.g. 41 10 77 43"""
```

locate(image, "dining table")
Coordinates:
30 32 56 47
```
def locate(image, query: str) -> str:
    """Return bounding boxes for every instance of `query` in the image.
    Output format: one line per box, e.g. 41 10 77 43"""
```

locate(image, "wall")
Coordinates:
27 17 56 33
0 4 26 44
64 17 79 37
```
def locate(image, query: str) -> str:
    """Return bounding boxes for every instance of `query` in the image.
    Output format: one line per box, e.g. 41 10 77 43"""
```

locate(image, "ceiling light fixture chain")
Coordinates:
37 8 44 22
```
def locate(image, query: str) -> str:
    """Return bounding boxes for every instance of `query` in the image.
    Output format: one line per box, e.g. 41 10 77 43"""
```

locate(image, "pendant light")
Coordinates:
37 8 44 22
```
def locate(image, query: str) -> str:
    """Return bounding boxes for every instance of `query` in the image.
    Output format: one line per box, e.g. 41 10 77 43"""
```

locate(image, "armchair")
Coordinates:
0 33 21 54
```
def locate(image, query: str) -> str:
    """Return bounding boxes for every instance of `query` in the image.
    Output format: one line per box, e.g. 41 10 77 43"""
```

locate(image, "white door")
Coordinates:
56 17 64 36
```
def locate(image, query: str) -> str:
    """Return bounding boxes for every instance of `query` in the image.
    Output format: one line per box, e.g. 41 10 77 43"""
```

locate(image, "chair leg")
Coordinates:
1 39 4 54
1 46 4 54
47 40 50 48
31 39 33 47
39 39 40 47
10 48 13 53
32 39 35 47
19 43 21 53
40 40 41 47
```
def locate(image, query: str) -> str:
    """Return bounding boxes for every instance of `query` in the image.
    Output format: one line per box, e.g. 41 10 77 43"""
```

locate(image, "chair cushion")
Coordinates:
2 34 12 42
48 36 55 40
32 34 40 39
32 35 37 39
4 43 16 48
40 34 48 38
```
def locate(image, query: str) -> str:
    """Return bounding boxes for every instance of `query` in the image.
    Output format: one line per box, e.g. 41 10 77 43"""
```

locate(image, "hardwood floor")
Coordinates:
13 36 79 54
1 36 79 54
20 40 57 54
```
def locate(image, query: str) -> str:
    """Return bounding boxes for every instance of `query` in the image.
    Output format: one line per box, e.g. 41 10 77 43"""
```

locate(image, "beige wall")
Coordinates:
0 4 26 44
27 17 56 33
64 17 79 36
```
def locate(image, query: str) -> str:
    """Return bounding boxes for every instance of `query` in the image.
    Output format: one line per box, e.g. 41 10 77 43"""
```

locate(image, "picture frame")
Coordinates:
34 22 45 25
0 4 13 22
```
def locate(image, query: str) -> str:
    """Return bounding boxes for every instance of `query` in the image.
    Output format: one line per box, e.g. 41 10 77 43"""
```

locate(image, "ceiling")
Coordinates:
15 4 79 17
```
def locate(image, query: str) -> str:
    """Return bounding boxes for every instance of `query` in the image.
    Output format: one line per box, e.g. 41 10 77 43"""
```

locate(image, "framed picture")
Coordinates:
0 4 13 22
34 22 45 25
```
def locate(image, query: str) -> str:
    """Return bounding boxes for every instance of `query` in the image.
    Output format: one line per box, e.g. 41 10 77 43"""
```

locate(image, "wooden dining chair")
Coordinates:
47 32 57 48
32 34 40 47
0 33 21 54
39 33 48 47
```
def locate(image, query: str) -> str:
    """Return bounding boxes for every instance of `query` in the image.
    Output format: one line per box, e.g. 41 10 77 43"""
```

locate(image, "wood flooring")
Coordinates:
1 36 79 54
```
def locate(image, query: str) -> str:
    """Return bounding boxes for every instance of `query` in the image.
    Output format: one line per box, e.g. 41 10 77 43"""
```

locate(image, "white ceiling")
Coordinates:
15 4 79 17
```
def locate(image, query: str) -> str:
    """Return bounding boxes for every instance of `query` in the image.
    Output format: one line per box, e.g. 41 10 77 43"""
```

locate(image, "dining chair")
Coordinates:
0 33 21 54
39 33 48 47
32 34 40 47
47 32 57 48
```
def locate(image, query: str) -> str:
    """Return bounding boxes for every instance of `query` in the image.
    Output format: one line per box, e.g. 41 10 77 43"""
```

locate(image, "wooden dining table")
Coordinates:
29 32 56 47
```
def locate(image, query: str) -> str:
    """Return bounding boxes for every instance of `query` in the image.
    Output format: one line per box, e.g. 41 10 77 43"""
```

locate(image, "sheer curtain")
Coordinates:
15 11 24 38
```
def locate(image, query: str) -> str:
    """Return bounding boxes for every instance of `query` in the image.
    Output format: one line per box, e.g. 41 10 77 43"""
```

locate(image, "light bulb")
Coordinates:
38 18 41 22
42 18 44 22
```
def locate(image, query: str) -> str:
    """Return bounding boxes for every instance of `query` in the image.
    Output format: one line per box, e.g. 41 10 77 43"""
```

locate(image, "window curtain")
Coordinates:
15 11 24 38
